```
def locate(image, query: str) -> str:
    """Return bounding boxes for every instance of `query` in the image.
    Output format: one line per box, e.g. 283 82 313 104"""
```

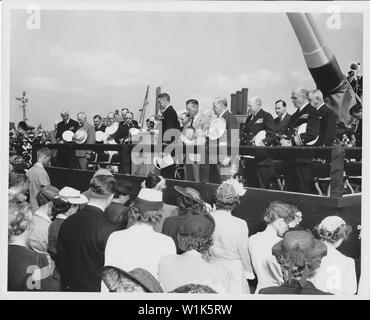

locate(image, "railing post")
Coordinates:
329 145 345 198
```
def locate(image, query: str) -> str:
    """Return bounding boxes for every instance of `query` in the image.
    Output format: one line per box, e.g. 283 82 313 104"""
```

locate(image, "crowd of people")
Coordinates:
8 149 359 294
9 85 362 195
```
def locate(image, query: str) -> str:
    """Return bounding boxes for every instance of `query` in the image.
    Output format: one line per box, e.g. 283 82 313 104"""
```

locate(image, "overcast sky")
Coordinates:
9 10 363 130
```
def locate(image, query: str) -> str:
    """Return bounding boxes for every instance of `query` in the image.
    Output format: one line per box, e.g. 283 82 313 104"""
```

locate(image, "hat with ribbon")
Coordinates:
95 131 105 142
39 185 60 202
73 130 87 144
134 188 163 213
208 117 226 140
174 186 203 205
102 266 163 293
62 130 74 142
58 186 88 204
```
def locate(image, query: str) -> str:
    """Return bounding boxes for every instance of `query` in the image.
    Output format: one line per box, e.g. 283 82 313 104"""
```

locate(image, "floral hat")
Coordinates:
216 177 246 204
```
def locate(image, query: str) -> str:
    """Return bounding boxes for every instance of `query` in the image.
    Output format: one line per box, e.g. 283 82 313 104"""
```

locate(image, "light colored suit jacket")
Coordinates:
75 122 96 157
186 112 210 138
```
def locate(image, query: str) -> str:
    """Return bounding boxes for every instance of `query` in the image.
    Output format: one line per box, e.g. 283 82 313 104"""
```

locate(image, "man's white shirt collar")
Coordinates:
280 112 287 120
317 103 325 111
34 210 52 223
218 109 227 118
299 102 309 112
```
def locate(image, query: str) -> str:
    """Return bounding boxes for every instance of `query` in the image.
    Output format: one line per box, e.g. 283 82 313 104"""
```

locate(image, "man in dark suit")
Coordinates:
55 111 80 142
158 93 181 179
93 115 106 133
274 99 291 135
349 103 362 147
271 99 292 187
308 89 337 146
240 97 277 188
56 175 119 292
114 111 140 144
55 111 80 168
208 97 239 184
280 87 320 194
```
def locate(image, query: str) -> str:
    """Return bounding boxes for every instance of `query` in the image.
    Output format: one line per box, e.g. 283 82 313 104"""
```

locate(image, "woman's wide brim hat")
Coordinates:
102 266 163 293
174 186 203 204
272 230 327 262
208 117 226 140
73 130 88 144
153 153 174 170
62 130 74 142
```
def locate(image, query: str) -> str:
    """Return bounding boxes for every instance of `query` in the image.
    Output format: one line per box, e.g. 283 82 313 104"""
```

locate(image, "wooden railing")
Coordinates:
33 143 361 198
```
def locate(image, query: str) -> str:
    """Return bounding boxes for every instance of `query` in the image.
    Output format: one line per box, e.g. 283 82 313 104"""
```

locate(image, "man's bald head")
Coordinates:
247 96 262 115
212 97 228 117
291 87 309 108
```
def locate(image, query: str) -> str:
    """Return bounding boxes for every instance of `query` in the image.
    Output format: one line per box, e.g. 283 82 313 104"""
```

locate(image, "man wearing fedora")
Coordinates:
259 230 331 295
57 175 118 291
74 112 96 170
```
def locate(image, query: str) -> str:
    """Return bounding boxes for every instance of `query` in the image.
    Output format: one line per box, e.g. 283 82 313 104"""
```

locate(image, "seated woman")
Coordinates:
311 216 357 295
8 202 53 291
209 178 254 293
103 188 176 291
158 212 231 293
249 201 302 293
28 185 59 255
101 266 163 293
127 172 179 232
259 230 331 295
162 186 206 253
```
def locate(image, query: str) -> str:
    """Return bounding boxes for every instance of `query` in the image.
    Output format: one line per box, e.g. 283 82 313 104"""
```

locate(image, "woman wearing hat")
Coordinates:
28 185 60 255
8 202 54 291
259 230 331 295
249 201 302 293
158 213 231 293
311 216 357 295
127 173 179 233
103 188 176 290
48 187 88 261
102 266 163 293
48 187 88 291
162 186 207 254
209 178 254 293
